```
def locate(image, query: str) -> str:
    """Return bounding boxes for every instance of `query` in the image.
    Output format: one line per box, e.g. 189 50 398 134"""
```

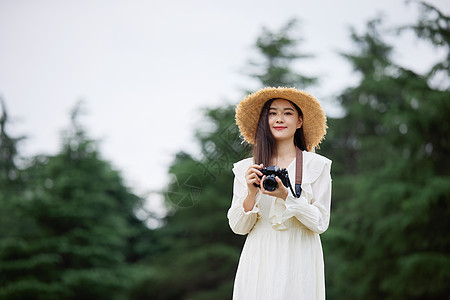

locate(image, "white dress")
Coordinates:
227 151 332 300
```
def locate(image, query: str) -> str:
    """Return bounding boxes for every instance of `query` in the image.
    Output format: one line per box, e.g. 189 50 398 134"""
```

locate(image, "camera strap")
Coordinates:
294 147 303 198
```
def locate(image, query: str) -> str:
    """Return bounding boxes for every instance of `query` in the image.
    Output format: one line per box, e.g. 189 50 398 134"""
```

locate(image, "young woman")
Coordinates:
228 87 332 299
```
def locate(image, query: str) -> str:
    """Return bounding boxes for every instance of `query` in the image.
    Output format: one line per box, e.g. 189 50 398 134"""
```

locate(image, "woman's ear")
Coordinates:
297 116 303 129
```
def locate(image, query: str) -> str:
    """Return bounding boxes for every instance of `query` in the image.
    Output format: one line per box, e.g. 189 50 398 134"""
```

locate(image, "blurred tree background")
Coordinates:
0 103 152 299
320 3 450 299
0 1 448 299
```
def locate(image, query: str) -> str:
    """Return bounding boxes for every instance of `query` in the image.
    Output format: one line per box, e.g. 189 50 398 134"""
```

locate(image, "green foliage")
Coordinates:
0 99 25 189
0 103 150 299
247 19 317 88
320 3 450 299
410 1 450 81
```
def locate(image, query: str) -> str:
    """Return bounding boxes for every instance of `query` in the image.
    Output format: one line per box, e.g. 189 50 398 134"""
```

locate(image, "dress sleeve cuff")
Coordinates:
242 196 261 215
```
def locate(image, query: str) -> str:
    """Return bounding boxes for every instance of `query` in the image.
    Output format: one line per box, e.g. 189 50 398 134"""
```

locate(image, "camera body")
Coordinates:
254 166 291 191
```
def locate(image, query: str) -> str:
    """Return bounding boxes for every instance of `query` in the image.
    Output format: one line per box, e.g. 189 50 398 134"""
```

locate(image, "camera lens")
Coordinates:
263 175 278 191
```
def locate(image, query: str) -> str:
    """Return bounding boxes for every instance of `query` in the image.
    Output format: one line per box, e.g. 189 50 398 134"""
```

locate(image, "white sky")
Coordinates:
1 0 449 198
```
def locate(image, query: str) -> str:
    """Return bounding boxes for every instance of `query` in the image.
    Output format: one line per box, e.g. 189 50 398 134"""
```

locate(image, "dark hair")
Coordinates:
253 99 307 166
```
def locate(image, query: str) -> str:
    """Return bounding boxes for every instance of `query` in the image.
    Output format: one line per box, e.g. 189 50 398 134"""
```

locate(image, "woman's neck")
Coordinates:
272 139 297 166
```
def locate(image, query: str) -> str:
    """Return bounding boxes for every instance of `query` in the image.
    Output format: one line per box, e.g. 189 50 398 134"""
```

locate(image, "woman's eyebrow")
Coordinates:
269 107 295 111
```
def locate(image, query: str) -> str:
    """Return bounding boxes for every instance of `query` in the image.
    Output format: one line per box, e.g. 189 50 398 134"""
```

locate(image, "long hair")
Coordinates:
253 99 307 166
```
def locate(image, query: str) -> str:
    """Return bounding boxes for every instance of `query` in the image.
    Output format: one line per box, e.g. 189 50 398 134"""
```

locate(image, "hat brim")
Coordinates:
235 87 327 152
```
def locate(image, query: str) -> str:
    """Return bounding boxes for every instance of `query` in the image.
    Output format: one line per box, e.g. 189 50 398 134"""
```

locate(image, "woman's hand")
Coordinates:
242 164 263 212
260 175 289 200
245 164 263 196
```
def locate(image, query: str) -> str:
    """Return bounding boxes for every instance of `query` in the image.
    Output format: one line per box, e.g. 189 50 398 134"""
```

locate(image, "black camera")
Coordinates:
254 166 291 191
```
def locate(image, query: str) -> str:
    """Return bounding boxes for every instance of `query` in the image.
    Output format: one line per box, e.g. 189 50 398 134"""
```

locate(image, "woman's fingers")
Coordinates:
260 176 288 199
246 164 263 176
260 175 267 190
245 164 263 186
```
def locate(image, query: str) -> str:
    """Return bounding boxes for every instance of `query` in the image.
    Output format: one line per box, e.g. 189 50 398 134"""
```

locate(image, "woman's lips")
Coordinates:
274 126 287 131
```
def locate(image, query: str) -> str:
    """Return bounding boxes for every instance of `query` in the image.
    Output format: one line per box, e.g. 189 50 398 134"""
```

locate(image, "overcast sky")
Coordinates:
1 0 448 199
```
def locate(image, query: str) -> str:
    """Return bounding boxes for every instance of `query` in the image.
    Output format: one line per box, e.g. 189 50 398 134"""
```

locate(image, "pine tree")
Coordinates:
0 99 24 188
320 3 450 299
0 103 149 299
248 19 317 88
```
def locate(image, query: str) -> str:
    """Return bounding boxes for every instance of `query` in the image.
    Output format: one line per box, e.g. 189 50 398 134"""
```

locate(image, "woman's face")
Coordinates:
268 99 303 142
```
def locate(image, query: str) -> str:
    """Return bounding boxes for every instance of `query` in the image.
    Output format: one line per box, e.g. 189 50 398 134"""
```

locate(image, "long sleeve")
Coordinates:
227 158 260 235
284 158 332 234
267 153 332 233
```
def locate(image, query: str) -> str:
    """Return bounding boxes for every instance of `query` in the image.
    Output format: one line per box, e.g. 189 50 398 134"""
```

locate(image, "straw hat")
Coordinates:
235 87 327 151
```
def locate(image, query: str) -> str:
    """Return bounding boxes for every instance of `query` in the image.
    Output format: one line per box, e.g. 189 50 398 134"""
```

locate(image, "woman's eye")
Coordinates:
285 112 292 115
269 112 276 115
